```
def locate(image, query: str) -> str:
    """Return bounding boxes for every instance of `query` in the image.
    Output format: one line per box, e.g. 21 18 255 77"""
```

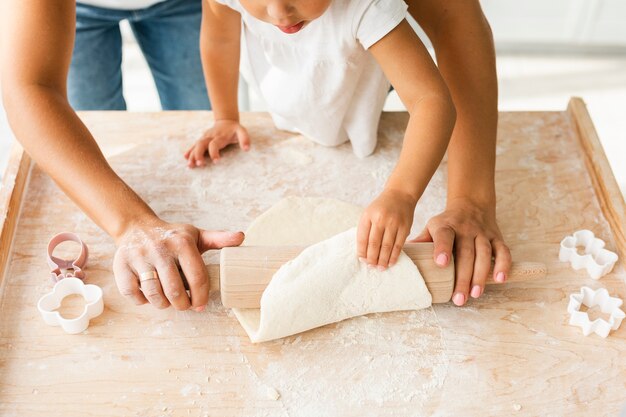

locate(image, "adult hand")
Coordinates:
113 218 244 311
411 198 511 306
184 120 250 167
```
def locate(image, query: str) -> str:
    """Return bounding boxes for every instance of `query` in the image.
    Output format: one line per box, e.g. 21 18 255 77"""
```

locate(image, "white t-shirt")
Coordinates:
77 0 165 10
217 0 408 158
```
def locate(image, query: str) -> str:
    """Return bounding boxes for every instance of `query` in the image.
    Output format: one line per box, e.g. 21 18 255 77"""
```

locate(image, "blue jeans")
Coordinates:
69 0 210 110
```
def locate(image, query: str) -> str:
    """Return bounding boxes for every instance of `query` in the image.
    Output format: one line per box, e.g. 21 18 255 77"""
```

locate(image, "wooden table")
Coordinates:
1 98 625 416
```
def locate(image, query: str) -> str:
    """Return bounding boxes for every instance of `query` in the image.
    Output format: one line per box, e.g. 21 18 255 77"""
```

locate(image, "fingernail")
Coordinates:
195 160 202 166
435 253 448 266
377 265 386 271
452 293 465 306
358 257 367 263
194 306 206 313
496 272 506 283
470 285 482 298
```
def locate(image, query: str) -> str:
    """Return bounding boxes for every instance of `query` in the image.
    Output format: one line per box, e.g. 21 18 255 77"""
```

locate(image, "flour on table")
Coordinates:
233 197 432 343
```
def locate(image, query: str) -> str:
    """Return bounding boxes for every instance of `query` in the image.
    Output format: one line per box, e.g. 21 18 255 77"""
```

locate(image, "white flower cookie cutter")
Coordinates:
559 230 618 280
567 286 624 338
37 277 104 334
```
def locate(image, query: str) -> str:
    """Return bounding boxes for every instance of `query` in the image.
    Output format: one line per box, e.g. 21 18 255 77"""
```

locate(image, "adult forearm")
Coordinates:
422 6 498 208
4 85 156 239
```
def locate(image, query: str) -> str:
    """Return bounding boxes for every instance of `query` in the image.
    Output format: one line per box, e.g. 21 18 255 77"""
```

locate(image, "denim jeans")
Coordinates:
69 0 210 110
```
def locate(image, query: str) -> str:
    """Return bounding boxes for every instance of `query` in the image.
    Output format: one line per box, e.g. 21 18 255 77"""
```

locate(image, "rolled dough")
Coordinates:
234 197 432 343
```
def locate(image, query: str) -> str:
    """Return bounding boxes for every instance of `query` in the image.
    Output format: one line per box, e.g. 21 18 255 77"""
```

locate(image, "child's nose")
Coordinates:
267 1 294 21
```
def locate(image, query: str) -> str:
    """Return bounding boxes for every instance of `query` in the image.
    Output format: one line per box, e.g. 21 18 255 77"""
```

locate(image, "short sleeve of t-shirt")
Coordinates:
212 0 242 12
354 0 409 50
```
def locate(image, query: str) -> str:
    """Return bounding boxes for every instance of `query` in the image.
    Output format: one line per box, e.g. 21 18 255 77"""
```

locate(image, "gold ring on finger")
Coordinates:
139 270 159 282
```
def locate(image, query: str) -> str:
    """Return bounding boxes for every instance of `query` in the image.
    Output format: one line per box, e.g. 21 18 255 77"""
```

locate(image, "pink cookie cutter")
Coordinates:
47 232 89 282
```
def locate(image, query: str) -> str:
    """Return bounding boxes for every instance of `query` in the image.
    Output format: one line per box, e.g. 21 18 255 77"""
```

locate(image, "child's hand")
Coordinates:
184 120 250 168
357 189 417 270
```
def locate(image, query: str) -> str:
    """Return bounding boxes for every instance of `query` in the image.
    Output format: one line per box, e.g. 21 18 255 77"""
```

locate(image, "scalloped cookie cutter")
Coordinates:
37 277 104 334
47 232 89 282
559 230 618 280
568 286 624 338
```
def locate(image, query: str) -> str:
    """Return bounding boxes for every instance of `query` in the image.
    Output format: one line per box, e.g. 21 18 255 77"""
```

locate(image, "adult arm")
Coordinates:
406 0 512 306
1 0 243 311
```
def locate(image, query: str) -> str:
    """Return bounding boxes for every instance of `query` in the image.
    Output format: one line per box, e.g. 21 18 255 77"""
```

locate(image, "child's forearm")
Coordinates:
200 1 242 122
386 94 455 204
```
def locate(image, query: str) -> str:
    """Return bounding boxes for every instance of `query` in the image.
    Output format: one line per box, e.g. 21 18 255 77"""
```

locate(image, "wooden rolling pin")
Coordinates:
204 242 546 308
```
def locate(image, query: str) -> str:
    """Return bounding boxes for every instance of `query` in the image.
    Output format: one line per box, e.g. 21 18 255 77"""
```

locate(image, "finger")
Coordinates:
366 224 384 266
491 238 512 283
186 150 197 168
236 126 251 151
208 138 223 162
197 230 245 253
178 245 210 311
356 216 371 261
184 148 191 159
431 226 455 267
134 263 169 309
470 236 492 299
192 143 207 167
388 229 407 267
452 237 475 306
377 226 398 270
154 257 191 311
113 255 147 305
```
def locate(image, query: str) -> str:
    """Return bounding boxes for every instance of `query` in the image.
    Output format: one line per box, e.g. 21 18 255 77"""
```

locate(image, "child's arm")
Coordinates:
184 0 249 167
406 0 512 306
1 0 243 311
356 21 456 270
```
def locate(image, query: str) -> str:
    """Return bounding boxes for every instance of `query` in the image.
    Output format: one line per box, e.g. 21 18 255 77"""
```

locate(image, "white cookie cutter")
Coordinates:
37 277 104 334
567 286 624 337
559 230 618 279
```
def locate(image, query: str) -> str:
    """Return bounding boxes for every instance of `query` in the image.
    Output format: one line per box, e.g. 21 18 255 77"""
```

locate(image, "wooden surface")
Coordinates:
567 98 626 259
1 101 625 416
0 143 31 284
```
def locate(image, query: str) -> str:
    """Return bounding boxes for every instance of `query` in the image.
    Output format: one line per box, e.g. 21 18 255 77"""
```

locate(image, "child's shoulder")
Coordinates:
343 0 409 48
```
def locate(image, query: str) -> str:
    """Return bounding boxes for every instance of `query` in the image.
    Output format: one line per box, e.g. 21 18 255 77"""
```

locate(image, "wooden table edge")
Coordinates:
567 97 626 259
0 143 31 286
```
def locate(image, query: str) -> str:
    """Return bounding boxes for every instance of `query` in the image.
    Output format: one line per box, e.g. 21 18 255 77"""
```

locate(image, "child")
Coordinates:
184 0 456 274
186 0 455 269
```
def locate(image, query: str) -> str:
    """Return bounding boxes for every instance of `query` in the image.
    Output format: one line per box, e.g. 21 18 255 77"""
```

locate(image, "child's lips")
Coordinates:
276 21 304 34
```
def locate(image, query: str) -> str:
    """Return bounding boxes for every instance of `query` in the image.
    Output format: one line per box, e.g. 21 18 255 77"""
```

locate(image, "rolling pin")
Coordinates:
204 242 547 308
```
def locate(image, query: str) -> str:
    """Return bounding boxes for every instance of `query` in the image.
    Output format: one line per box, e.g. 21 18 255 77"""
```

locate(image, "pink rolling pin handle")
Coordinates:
46 232 89 282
